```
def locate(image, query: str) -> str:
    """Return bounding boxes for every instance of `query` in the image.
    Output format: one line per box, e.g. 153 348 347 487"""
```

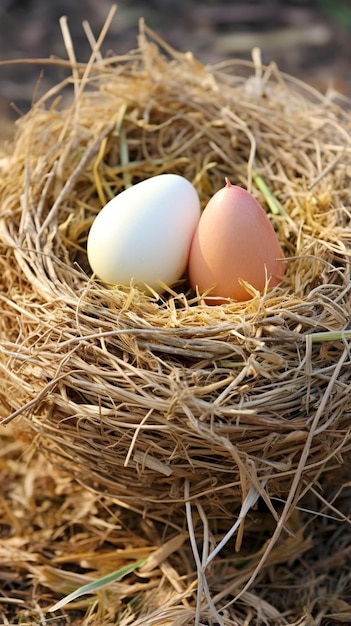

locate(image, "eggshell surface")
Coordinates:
87 174 200 293
188 179 285 304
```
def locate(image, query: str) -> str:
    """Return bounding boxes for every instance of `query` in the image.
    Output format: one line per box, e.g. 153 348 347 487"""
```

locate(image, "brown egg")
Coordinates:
188 178 285 304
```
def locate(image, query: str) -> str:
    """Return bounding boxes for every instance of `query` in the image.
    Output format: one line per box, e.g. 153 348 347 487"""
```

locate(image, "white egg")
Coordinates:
87 174 201 293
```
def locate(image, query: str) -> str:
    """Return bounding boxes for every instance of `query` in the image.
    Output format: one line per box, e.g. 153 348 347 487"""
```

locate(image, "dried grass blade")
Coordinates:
185 480 224 626
60 16 79 98
205 481 266 567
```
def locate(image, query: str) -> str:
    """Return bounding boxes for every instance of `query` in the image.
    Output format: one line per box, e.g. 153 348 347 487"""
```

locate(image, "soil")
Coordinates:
0 0 350 141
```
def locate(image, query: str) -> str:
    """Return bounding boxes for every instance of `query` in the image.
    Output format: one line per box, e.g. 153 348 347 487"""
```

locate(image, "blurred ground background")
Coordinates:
0 0 351 142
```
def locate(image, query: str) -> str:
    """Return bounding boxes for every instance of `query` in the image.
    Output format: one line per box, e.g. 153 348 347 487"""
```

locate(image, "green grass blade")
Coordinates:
252 169 283 215
310 329 351 343
48 557 147 613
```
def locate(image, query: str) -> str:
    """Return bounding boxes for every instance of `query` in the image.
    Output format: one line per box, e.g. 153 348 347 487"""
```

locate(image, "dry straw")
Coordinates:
1 6 351 625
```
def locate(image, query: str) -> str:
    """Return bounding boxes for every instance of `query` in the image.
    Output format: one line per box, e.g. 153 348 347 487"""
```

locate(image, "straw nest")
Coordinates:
1 13 351 625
